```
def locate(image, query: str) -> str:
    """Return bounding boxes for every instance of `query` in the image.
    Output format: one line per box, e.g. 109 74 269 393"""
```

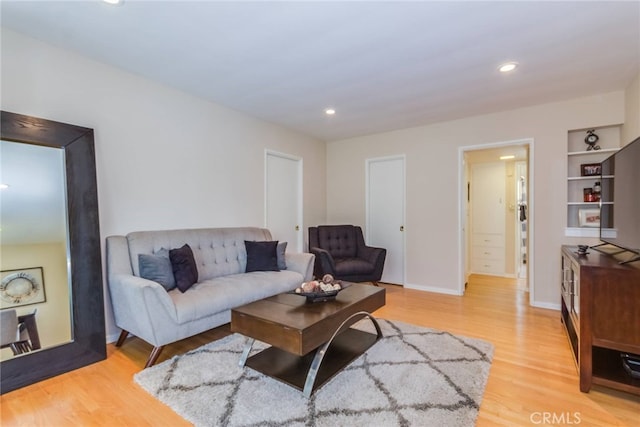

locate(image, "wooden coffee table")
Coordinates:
230 283 385 397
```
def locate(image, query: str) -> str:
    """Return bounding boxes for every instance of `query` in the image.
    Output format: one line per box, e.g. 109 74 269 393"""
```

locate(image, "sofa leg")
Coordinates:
145 346 165 368
371 281 379 287
115 330 129 347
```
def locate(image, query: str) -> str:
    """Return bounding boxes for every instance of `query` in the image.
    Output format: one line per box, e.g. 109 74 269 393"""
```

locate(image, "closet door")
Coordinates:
265 151 303 252
470 162 506 275
366 156 405 285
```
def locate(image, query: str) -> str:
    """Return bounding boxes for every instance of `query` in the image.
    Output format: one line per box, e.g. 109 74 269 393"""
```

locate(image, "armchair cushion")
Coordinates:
333 258 376 276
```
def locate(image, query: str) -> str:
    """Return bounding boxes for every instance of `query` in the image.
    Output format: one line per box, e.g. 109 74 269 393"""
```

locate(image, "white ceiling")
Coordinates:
1 1 639 141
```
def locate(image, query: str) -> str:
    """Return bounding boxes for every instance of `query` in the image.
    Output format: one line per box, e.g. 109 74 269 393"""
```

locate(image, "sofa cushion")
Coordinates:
245 240 279 272
138 250 176 291
167 270 304 324
170 244 199 292
277 241 287 270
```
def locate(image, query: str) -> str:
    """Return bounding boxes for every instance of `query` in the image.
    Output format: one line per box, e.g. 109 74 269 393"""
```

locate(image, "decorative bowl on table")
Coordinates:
291 274 347 303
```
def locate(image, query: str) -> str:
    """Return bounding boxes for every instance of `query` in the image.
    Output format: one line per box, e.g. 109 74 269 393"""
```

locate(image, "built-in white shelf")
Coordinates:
567 148 618 156
567 201 613 206
565 227 616 238
567 175 614 181
565 125 622 236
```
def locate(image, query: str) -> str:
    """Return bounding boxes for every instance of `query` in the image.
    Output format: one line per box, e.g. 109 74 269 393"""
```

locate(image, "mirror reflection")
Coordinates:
0 140 73 361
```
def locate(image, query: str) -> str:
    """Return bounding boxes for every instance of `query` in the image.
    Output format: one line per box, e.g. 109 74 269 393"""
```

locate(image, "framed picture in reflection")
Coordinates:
0 267 46 309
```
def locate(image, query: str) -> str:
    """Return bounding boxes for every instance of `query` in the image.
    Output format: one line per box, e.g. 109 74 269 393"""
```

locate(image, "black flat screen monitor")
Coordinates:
600 136 640 257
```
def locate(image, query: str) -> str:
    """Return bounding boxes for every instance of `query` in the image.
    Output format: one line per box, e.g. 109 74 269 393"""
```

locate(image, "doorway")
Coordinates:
515 160 528 287
265 150 303 252
366 155 405 285
459 139 534 302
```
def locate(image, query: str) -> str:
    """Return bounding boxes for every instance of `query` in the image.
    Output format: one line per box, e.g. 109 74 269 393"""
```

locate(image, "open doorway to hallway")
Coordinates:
515 160 528 289
460 140 533 300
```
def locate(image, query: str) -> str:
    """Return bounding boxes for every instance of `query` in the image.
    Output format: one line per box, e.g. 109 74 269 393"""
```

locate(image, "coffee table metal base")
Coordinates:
239 311 382 398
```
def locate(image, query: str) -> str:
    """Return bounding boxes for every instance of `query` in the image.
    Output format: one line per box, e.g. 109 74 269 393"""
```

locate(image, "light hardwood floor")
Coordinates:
1 274 639 426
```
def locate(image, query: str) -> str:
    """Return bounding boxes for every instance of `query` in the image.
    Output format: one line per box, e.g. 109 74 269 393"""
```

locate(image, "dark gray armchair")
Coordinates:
308 225 386 285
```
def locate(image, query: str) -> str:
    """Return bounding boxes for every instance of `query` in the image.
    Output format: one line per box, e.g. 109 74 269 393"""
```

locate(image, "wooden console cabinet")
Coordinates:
561 245 640 395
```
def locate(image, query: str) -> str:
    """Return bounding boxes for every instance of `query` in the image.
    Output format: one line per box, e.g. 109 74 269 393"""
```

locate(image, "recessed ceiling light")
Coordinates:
0 184 9 190
499 62 518 73
324 108 336 116
103 0 123 5
500 155 515 160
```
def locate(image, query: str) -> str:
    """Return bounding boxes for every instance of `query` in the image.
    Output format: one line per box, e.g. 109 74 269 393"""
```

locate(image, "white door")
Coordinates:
265 151 302 252
471 162 505 234
366 156 405 284
470 162 506 275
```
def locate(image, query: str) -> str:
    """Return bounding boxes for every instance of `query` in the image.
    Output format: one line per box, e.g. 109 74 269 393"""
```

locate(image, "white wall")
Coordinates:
622 71 640 145
327 92 625 308
1 28 327 340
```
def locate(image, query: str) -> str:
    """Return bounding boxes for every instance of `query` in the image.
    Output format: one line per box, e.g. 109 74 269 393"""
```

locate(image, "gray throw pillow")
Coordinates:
277 241 287 270
139 250 176 291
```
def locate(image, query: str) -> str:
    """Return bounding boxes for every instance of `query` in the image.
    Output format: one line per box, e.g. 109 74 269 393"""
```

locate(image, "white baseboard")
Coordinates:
403 283 463 296
403 283 561 310
106 332 123 344
531 301 560 311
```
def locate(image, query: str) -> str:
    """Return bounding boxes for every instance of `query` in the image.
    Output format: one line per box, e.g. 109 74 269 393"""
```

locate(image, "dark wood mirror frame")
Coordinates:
1 111 106 394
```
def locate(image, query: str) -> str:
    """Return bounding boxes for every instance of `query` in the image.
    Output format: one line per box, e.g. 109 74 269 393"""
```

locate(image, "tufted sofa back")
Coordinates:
125 227 273 281
315 225 359 258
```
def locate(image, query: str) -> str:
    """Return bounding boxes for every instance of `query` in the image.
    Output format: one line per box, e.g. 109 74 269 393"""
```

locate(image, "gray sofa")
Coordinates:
106 227 314 367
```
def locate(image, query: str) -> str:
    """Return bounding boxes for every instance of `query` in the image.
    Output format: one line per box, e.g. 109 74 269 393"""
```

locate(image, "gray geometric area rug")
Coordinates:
134 319 494 427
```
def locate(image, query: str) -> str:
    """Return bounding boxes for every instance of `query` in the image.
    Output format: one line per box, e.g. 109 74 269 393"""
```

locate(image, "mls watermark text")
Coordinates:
530 412 581 425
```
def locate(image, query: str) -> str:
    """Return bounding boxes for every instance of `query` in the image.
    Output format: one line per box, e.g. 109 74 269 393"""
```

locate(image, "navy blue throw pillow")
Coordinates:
245 240 280 272
169 244 198 293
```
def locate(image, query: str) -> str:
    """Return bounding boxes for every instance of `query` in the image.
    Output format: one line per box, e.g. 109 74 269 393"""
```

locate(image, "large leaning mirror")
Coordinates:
1 139 72 361
0 111 106 394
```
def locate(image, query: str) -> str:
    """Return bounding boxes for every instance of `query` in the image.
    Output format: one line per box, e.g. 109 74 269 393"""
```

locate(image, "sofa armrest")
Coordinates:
284 252 315 281
106 235 134 276
107 273 178 345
